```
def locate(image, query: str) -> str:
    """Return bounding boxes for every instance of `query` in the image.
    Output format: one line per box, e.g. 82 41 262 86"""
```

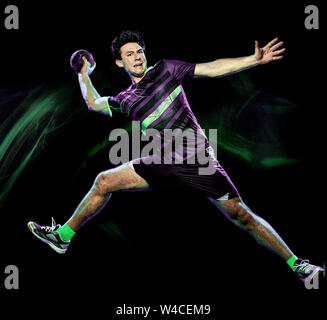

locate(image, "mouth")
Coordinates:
134 62 143 68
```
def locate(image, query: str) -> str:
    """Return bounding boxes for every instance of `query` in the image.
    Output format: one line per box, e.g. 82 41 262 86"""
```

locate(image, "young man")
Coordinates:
28 30 323 284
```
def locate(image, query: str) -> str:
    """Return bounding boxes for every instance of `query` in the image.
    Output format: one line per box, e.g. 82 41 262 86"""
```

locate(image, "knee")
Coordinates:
225 198 255 228
236 205 255 228
93 172 114 194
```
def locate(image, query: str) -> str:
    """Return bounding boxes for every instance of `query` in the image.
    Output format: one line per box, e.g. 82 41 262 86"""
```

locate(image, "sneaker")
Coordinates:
27 218 70 254
293 258 324 283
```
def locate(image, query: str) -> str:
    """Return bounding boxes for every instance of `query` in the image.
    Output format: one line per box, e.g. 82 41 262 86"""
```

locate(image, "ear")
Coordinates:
115 59 124 68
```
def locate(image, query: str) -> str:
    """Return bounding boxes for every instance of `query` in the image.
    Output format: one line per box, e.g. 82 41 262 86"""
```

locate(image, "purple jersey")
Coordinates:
108 59 216 165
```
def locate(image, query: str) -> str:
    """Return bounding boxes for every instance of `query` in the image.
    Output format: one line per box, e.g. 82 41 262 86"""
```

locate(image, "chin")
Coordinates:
132 70 145 78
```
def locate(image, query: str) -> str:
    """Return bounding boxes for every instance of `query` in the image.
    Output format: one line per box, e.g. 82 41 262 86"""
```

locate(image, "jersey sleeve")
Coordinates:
164 59 196 82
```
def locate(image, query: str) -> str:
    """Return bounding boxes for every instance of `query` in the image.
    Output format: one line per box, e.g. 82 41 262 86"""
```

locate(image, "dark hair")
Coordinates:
111 30 145 60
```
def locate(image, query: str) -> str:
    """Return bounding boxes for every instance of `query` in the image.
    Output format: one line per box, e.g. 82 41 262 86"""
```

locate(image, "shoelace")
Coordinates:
293 259 312 274
41 217 60 233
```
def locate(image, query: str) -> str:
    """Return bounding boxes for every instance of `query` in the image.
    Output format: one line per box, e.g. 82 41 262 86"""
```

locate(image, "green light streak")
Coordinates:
260 157 301 168
199 74 301 169
0 83 79 206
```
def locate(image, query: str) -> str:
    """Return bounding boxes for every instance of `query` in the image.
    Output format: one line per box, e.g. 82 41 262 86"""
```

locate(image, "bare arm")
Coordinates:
195 38 285 78
195 55 258 77
78 57 112 116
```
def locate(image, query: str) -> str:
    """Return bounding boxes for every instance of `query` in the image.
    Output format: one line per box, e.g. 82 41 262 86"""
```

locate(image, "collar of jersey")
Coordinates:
144 66 154 75
132 65 154 88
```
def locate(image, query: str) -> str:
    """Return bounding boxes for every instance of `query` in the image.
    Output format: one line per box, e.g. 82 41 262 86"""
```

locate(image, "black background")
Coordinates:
0 0 325 317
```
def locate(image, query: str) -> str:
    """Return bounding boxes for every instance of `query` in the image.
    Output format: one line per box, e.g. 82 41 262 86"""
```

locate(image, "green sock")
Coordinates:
287 255 298 270
57 223 76 242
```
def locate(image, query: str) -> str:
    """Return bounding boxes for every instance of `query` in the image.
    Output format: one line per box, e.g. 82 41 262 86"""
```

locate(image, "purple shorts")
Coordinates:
132 158 240 200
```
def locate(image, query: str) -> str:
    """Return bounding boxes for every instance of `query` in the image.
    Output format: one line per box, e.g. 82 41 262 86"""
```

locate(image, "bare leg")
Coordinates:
208 197 294 261
66 163 149 231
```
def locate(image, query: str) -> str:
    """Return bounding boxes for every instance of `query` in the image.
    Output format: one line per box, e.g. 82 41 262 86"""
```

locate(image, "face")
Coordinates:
116 42 147 79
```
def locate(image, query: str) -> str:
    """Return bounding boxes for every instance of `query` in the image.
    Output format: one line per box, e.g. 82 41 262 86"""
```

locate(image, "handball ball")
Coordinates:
70 49 95 74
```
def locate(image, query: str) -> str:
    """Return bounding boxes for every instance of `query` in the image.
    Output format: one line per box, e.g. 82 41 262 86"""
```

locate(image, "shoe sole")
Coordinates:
27 222 67 254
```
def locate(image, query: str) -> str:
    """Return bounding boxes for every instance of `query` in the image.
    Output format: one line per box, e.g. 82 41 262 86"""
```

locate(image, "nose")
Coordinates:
135 52 142 60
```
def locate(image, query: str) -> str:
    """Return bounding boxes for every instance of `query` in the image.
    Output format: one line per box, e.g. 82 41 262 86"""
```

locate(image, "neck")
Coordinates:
130 66 149 84
132 75 145 84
